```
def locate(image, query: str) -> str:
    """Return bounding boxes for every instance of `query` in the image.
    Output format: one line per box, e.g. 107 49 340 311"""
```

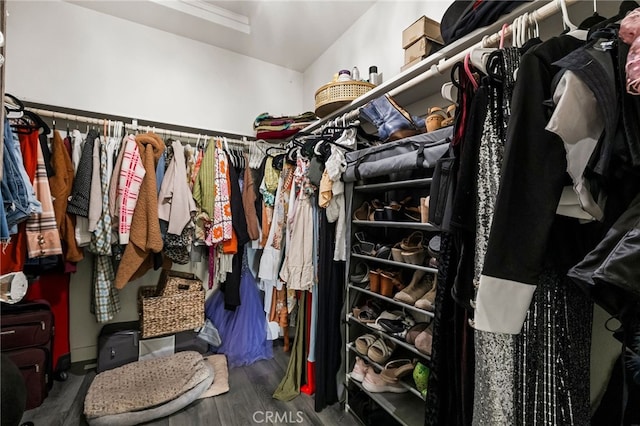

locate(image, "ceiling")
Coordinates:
71 0 376 72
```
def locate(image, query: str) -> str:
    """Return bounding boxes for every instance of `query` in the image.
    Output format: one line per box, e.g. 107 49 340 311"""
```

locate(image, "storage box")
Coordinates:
138 271 204 338
402 15 443 48
404 36 443 64
401 56 423 72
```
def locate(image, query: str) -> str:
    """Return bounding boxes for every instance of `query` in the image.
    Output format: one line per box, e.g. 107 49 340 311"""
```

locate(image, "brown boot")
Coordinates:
393 271 432 305
415 280 437 311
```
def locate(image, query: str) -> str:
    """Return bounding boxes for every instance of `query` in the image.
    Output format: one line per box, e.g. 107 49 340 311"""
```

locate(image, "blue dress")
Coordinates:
205 248 273 368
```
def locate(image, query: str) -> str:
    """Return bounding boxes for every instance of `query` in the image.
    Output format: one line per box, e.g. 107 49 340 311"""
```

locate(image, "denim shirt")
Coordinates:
1 119 42 234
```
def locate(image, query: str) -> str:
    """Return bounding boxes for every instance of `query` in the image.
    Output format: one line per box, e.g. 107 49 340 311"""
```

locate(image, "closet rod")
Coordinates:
304 0 578 133
387 0 580 98
25 107 252 146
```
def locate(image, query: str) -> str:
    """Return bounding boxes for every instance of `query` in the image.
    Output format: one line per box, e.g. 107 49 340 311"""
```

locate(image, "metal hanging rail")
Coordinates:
303 0 579 134
25 106 253 146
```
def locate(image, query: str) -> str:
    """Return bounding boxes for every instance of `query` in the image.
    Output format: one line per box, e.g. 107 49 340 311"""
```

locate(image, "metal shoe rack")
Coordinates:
345 173 438 426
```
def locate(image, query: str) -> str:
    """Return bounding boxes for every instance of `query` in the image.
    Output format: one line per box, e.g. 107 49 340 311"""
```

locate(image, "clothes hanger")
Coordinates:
4 93 24 119
464 53 479 90
556 0 577 32
588 0 639 34
579 0 606 29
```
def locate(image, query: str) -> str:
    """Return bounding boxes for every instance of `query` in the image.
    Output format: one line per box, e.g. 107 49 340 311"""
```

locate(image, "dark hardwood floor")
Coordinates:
20 342 358 426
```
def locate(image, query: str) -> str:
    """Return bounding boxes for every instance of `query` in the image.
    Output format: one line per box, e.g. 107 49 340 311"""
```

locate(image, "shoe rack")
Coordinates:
345 171 438 426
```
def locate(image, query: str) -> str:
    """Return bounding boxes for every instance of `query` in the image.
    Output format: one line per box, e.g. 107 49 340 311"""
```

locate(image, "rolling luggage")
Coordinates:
1 300 53 409
25 273 71 380
96 321 209 373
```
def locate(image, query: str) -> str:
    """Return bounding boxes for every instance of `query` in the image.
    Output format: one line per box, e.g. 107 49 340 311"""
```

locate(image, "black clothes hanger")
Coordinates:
4 93 24 118
588 0 638 34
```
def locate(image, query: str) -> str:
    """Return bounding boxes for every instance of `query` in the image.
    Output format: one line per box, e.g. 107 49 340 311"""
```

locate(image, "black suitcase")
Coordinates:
1 300 53 409
96 321 208 373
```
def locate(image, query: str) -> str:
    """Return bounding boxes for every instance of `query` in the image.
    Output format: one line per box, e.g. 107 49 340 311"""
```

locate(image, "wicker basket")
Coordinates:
314 80 376 118
138 271 204 338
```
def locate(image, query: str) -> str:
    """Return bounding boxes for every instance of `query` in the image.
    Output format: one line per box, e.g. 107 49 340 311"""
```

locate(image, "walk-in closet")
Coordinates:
1 0 639 425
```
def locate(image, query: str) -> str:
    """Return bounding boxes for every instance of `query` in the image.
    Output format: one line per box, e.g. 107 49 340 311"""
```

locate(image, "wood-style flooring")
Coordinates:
20 341 358 426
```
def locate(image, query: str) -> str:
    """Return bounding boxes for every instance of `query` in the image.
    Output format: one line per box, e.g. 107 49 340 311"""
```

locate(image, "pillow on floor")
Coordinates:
84 351 212 418
199 355 229 398
88 365 213 426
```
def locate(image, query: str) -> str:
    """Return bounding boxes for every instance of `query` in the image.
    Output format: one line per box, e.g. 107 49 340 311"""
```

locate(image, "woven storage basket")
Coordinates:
138 271 204 338
314 80 376 118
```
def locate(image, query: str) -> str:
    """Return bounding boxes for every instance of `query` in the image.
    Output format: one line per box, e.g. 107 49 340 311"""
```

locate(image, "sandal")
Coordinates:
381 359 416 383
355 333 378 355
353 201 371 221
353 301 381 323
401 248 426 265
368 338 396 364
400 231 424 251
426 107 448 132
440 104 456 127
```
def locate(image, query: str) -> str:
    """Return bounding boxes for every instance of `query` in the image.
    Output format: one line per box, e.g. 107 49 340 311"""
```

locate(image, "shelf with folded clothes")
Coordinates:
347 314 432 362
353 178 433 192
346 373 425 426
346 343 425 401
351 254 438 274
352 220 439 231
348 283 435 318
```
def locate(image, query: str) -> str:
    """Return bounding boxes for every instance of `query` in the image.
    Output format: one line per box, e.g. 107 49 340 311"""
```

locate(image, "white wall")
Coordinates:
302 1 454 112
5 0 303 136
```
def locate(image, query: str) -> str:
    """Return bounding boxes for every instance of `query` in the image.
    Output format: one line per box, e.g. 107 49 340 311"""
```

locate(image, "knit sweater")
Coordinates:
114 133 164 289
49 130 83 263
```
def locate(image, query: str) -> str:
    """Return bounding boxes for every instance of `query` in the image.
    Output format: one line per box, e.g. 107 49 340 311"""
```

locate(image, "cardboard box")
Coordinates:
401 56 423 72
404 36 443 64
402 15 443 48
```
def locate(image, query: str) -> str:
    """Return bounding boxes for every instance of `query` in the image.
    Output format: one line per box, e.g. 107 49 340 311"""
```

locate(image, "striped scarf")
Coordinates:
26 141 63 258
210 139 232 244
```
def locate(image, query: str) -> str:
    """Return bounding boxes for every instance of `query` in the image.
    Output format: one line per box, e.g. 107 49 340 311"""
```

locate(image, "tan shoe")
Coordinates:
415 281 437 311
393 271 433 305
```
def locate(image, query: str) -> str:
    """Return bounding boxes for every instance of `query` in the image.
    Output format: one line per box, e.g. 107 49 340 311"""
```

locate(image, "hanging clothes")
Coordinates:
88 135 121 323
117 135 145 245
210 140 233 244
25 136 62 259
49 130 83 263
114 133 164 289
472 47 521 426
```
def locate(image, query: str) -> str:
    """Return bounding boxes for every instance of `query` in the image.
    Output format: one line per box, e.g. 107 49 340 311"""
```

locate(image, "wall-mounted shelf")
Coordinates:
303 0 579 133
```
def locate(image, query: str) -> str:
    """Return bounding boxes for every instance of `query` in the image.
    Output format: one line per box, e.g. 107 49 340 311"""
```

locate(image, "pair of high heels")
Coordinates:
393 270 437 311
370 269 405 297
